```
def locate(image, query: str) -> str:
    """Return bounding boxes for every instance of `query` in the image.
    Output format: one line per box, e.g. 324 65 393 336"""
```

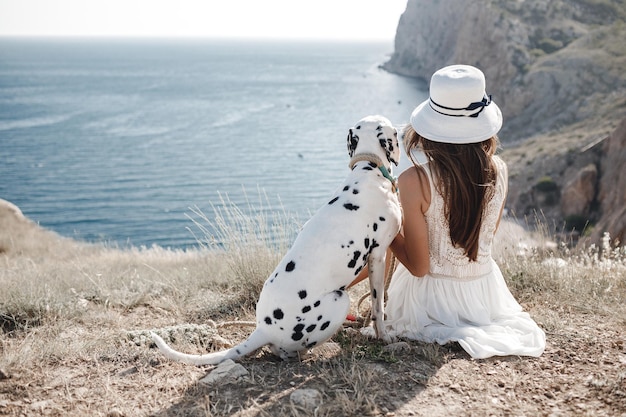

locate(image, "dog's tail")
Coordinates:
150 328 268 366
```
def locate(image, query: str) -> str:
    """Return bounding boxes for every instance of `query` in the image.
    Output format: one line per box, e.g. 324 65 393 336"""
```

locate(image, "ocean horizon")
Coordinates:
0 38 426 249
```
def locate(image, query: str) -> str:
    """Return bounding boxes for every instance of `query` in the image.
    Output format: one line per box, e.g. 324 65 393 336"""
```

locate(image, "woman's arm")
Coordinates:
390 167 430 277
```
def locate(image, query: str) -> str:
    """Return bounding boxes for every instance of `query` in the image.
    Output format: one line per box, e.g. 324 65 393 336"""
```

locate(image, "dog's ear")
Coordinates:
378 125 400 166
347 127 359 158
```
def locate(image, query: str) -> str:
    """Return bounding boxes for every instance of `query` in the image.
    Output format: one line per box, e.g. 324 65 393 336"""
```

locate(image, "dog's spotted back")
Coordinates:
152 115 402 365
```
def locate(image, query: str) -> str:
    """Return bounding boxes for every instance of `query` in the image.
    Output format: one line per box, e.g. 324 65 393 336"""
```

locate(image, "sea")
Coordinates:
0 38 426 250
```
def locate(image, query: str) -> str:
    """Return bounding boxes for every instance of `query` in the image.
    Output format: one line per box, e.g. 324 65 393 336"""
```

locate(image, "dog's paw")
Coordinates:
380 332 394 344
373 326 394 344
360 327 393 343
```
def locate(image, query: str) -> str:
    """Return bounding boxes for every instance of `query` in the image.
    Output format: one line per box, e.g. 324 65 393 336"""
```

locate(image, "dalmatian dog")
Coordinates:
151 115 402 365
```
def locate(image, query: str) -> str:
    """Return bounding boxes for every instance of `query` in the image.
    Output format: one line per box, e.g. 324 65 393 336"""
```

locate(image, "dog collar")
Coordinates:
348 153 398 194
378 165 398 194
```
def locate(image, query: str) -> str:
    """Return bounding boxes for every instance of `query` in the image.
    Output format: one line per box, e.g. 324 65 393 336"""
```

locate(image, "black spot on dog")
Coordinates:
291 323 305 341
306 341 318 349
334 290 343 297
264 316 272 325
320 321 331 331
347 130 359 157
286 261 296 272
364 238 370 249
348 251 362 268
339 285 346 291
317 315 322 321
298 290 307 299
306 324 316 333
343 185 350 191
236 348 241 354
314 300 321 307
379 138 387 150
362 165 374 171
328 196 339 205
373 223 378 232
379 216 386 222
369 162 377 168
355 266 363 276
273 309 284 320
302 305 311 314
352 189 359 194
372 289 378 299
343 203 360 211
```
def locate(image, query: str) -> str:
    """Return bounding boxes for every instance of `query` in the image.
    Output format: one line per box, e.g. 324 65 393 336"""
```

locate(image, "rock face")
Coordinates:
386 0 626 245
560 164 598 218
385 0 626 142
388 0 524 118
590 117 626 244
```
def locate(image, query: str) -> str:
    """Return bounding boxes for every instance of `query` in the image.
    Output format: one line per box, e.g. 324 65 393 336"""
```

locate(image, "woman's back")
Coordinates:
422 155 507 279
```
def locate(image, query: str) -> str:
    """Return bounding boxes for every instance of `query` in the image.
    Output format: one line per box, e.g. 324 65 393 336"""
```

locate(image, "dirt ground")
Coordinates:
0 303 624 417
0 200 624 416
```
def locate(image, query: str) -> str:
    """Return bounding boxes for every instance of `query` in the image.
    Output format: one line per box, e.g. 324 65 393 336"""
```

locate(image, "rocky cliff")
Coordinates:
590 116 626 244
386 0 626 245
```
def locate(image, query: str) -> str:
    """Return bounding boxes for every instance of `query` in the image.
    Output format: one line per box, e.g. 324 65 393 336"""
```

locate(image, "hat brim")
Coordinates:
410 99 502 144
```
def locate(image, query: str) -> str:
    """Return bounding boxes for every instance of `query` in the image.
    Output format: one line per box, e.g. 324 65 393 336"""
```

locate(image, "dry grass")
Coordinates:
1 198 625 416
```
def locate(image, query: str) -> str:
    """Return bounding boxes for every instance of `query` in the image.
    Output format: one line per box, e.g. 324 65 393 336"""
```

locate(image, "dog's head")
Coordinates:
347 115 400 167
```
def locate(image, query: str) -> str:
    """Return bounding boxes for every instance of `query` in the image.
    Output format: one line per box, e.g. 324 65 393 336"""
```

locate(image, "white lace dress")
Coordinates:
378 156 545 359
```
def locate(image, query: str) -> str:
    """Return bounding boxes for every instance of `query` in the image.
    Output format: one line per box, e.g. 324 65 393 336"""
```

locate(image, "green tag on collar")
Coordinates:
378 166 398 193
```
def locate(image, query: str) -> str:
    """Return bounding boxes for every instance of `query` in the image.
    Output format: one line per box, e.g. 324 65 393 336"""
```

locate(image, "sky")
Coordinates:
0 0 407 41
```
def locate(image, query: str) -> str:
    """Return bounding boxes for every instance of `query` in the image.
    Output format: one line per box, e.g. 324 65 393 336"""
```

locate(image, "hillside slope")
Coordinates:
385 0 626 243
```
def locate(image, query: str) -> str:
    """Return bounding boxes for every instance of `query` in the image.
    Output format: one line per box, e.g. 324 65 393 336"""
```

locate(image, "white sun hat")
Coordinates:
410 65 502 144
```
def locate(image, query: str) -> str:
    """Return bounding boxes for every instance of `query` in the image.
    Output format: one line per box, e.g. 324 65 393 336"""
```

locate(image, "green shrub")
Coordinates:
534 176 559 192
564 214 592 234
538 38 563 54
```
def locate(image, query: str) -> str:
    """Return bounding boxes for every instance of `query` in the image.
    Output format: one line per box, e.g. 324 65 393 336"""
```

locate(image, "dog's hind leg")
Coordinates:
298 289 351 351
151 328 268 366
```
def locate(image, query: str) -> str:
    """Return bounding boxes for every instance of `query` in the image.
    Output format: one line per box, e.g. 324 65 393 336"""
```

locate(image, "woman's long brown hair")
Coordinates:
404 124 499 262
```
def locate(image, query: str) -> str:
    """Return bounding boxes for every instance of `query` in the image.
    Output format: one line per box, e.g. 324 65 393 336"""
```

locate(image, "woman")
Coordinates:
355 65 545 359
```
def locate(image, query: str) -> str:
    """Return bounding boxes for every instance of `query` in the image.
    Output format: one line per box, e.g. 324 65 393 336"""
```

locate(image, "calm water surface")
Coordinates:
0 38 426 248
